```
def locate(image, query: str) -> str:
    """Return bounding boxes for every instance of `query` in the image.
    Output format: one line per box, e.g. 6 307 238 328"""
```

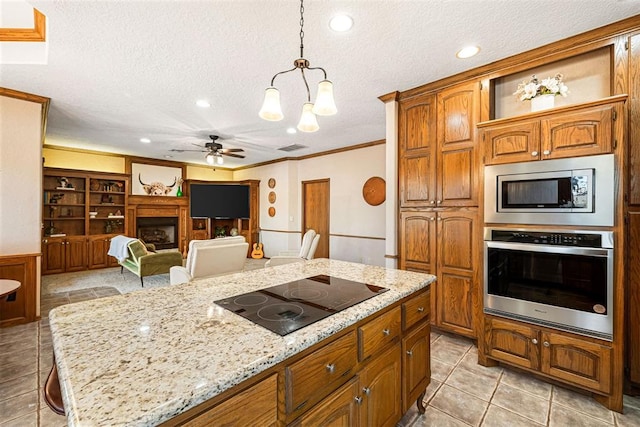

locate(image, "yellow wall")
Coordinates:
43 147 125 173
43 147 234 181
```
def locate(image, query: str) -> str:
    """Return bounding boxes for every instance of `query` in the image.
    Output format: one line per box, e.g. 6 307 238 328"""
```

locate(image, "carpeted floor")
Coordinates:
41 258 268 296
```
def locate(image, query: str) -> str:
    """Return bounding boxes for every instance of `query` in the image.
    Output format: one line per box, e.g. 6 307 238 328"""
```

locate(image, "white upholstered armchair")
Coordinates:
265 229 320 267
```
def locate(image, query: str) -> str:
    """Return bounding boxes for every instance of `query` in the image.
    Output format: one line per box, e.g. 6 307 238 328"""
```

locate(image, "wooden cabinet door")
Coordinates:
42 238 65 274
437 81 479 207
290 377 360 427
65 237 87 272
481 119 541 165
88 236 109 269
540 332 612 393
436 211 477 337
399 95 437 208
485 317 540 370
359 344 402 427
402 321 430 413
540 104 614 159
399 211 436 274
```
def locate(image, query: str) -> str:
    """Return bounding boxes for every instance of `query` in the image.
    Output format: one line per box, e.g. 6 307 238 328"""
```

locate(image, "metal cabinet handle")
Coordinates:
531 151 538 156
437 217 442 221
43 239 48 244
354 396 363 405
326 363 335 373
543 341 550 347
429 200 436 204
383 329 390 336
436 200 442 204
532 338 538 345
429 217 435 221
543 150 551 155
417 307 424 313
406 350 413 356
362 387 371 395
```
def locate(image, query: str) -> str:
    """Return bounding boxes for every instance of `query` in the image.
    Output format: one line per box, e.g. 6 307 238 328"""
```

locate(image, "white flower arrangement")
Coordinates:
514 74 569 101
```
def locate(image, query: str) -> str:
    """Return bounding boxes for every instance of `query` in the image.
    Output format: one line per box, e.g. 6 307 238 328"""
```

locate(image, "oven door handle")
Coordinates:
485 241 611 257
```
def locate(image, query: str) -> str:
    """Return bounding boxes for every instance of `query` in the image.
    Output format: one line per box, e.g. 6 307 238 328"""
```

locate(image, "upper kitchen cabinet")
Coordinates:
398 94 437 208
398 81 480 208
480 96 625 165
437 81 480 207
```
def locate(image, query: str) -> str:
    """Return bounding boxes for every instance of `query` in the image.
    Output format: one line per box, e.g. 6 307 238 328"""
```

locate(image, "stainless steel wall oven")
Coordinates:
484 228 614 341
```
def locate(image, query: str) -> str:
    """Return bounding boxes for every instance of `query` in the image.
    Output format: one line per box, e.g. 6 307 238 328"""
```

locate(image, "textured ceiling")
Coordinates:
2 0 640 168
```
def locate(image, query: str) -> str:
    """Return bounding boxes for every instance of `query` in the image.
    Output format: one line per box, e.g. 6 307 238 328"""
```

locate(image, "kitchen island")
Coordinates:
50 259 435 426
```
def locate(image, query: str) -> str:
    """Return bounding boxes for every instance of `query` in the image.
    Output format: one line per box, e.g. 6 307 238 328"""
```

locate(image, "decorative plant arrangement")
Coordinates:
514 74 569 101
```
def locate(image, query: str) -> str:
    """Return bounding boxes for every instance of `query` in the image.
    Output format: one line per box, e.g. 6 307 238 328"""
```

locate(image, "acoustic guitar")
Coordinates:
251 242 264 259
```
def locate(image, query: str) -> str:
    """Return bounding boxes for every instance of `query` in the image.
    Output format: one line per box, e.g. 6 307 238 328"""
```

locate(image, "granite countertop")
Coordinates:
49 259 436 426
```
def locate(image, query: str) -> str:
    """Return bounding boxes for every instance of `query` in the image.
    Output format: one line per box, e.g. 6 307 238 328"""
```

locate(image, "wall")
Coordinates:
0 96 42 255
234 144 386 265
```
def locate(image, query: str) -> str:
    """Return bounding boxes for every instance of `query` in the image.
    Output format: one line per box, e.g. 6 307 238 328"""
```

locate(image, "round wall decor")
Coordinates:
362 176 386 206
268 178 276 188
268 191 277 204
268 207 276 217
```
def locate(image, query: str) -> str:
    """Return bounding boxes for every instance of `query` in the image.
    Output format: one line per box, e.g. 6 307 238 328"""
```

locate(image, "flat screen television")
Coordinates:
190 184 250 219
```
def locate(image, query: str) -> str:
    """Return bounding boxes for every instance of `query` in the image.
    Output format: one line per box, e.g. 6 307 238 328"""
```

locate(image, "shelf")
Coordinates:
90 191 125 195
44 217 85 220
44 203 85 207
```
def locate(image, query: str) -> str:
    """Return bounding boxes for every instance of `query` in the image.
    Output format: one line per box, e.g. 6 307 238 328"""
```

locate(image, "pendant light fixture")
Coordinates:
259 0 337 132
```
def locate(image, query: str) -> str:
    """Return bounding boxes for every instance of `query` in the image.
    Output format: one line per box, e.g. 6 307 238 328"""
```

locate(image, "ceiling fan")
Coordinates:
169 135 245 165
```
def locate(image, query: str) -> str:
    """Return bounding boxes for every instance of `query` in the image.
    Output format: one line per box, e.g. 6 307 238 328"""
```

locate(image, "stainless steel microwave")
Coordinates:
484 154 615 226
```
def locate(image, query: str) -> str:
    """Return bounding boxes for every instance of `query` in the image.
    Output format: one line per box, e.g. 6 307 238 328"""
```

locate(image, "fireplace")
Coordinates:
136 217 179 250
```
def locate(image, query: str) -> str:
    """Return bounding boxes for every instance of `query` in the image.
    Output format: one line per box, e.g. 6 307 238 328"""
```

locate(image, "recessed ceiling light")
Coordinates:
456 45 480 59
286 127 297 134
140 138 151 143
196 100 211 108
329 15 353 32
164 155 173 159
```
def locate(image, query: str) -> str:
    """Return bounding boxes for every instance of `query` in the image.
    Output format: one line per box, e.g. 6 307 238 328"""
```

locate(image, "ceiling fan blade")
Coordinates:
220 148 245 153
223 153 245 159
169 148 207 152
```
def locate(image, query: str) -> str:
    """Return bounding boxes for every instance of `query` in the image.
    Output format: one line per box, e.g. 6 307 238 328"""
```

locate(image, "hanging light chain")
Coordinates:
299 0 305 59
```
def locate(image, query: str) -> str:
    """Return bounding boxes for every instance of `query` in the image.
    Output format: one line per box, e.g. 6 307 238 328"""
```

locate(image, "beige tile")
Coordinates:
445 365 498 401
552 386 614 424
430 384 489 426
0 373 38 401
0 347 37 366
500 368 552 400
422 378 442 405
411 406 469 427
431 339 469 365
0 411 37 427
458 352 503 380
430 331 442 343
492 383 549 425
0 336 37 355
431 358 455 382
39 408 68 427
481 404 545 427
615 404 640 427
0 322 38 339
397 403 419 427
437 333 474 350
0 390 38 423
0 357 38 382
549 402 614 426
624 394 640 410
39 349 54 369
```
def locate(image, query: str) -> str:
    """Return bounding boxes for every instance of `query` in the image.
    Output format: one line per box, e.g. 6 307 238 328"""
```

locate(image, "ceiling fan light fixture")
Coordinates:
216 154 224 165
259 0 336 132
297 103 319 133
259 87 284 121
312 80 337 116
206 152 216 165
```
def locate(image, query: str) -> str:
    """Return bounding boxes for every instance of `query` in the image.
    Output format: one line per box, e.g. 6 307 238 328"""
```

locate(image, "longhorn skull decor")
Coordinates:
138 174 177 196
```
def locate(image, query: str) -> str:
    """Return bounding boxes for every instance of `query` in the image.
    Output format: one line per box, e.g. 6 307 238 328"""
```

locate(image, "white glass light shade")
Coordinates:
259 87 284 121
312 80 337 116
216 155 224 165
206 153 215 165
297 103 320 132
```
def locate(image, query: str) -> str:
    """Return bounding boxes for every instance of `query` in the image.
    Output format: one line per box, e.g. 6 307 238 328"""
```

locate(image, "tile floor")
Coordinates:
2 287 640 426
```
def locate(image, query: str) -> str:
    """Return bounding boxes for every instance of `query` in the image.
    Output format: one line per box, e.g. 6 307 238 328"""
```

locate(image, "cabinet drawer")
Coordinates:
402 289 430 330
285 331 357 414
182 374 277 427
358 306 401 361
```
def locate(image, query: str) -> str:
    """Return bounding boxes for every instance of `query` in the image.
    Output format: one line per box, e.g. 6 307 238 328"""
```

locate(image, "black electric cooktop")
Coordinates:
214 275 389 336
